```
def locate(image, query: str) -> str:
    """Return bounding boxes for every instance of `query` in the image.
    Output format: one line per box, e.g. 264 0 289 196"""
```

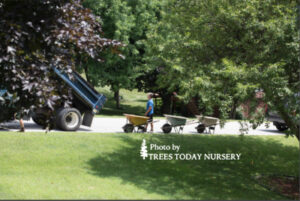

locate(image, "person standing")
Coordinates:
145 93 154 132
15 111 25 132
19 118 25 132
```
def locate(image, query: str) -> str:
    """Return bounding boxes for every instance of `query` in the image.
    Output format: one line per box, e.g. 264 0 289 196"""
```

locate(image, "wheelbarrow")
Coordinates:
123 114 149 133
161 114 194 134
195 115 219 134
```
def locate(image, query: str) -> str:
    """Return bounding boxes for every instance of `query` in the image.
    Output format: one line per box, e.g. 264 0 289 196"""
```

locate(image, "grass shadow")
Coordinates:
87 135 299 200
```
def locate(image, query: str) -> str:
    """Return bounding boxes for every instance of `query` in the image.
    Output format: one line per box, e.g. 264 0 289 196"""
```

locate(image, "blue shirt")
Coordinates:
146 99 154 116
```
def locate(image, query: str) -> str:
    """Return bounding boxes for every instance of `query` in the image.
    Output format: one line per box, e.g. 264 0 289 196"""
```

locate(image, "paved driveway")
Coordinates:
0 117 284 135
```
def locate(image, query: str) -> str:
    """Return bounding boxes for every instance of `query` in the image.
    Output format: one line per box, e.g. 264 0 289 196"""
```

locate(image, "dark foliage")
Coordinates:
0 0 120 122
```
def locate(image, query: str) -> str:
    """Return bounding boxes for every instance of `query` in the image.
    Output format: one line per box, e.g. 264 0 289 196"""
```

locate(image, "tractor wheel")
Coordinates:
32 114 47 127
162 123 172 134
123 124 134 133
56 108 82 131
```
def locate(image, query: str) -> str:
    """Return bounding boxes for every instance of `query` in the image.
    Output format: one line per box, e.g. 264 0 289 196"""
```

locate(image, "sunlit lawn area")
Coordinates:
0 132 298 199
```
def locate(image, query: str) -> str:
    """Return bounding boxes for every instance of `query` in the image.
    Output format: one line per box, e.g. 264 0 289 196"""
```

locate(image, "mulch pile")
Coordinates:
255 174 299 200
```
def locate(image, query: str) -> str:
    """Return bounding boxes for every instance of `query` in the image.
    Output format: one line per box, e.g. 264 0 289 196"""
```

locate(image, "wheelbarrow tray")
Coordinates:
124 114 149 126
164 114 188 126
196 115 218 126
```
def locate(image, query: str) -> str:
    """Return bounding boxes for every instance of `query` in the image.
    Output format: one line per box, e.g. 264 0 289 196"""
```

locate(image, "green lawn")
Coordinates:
0 132 298 199
95 87 149 117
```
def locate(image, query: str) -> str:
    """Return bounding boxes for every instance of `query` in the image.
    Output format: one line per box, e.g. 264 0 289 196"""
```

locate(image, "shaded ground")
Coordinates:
87 135 299 200
1 132 297 199
255 175 299 200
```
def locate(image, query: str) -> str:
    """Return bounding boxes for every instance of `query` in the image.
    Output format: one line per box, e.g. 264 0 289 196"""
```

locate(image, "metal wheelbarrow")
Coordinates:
123 114 149 133
195 115 219 134
161 114 192 134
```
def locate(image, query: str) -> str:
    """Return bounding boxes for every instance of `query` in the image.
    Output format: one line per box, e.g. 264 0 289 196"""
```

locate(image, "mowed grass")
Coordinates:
95 87 149 117
0 132 299 200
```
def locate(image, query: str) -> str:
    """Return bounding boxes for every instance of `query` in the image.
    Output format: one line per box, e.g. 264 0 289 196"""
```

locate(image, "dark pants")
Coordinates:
147 114 153 123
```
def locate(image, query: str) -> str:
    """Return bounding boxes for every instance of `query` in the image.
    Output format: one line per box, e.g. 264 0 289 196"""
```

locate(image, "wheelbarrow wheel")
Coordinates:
138 125 147 133
123 124 134 133
162 123 172 134
196 124 205 133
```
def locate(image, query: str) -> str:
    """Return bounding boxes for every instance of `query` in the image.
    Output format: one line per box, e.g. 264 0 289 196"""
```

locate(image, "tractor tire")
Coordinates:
32 113 47 127
56 108 82 131
162 123 172 134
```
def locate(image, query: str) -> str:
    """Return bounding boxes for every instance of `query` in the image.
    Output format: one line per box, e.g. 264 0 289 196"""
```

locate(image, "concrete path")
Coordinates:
0 117 284 136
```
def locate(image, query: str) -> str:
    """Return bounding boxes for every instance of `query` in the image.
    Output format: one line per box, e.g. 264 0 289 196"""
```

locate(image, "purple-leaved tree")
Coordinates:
0 0 121 124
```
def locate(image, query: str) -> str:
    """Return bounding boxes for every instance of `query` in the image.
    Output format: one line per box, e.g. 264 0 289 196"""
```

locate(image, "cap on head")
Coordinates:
147 93 153 99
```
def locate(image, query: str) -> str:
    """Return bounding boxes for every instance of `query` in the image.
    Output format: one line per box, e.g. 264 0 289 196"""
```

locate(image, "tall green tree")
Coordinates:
84 0 163 108
145 0 300 138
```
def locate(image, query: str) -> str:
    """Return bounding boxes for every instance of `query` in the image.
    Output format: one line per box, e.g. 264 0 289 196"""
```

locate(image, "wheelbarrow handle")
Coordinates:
185 120 199 125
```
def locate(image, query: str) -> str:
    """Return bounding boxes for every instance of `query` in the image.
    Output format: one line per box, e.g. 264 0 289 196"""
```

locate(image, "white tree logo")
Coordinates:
140 139 148 160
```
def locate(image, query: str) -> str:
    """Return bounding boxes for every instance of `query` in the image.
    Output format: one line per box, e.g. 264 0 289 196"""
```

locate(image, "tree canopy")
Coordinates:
83 0 163 108
0 0 120 122
144 0 299 137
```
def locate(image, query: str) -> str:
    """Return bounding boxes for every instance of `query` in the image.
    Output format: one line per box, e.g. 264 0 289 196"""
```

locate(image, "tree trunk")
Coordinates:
230 100 238 119
113 89 121 109
277 105 300 141
170 95 174 114
213 106 220 118
154 97 158 113
161 93 172 114
83 65 91 83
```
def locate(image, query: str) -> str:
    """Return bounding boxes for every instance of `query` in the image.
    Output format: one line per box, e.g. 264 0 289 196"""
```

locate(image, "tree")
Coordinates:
140 139 148 160
83 0 163 108
0 0 120 123
135 66 174 114
145 0 300 138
